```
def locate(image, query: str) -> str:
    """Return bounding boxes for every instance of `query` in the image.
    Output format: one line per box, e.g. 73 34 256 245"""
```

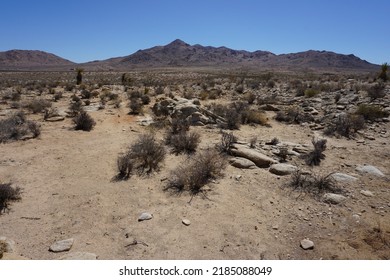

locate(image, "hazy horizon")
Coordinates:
1 0 389 64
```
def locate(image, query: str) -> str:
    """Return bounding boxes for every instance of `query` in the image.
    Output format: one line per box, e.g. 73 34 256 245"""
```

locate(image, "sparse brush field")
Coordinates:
0 70 389 260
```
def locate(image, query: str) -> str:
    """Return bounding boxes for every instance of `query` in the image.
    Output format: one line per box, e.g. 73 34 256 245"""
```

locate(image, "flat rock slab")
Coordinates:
323 193 347 204
300 239 314 250
229 157 257 169
49 238 74 252
269 163 297 175
356 165 385 177
330 173 358 182
45 116 65 122
360 190 374 197
231 144 278 168
138 212 153 221
59 252 97 260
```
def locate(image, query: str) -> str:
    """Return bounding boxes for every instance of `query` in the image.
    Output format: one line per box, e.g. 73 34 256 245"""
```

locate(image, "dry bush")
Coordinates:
277 145 289 162
25 98 52 114
0 112 40 143
241 109 268 126
249 136 257 148
166 131 200 155
216 131 237 154
165 149 226 195
73 111 96 131
367 83 386 100
128 134 166 174
244 92 256 104
324 113 365 138
287 171 342 198
304 88 320 98
116 153 133 180
128 98 143 114
0 183 22 213
356 104 388 121
68 100 83 116
304 138 327 166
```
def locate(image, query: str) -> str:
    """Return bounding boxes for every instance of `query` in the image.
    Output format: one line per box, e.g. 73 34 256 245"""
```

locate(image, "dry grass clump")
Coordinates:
165 149 226 195
0 183 22 213
216 131 237 154
367 83 386 100
287 171 342 198
25 98 52 114
165 118 200 155
0 112 40 143
116 134 166 179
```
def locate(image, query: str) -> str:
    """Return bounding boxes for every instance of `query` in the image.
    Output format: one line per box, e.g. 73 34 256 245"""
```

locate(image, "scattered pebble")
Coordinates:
360 190 374 197
49 238 74 252
138 212 153 222
182 219 191 226
300 239 314 250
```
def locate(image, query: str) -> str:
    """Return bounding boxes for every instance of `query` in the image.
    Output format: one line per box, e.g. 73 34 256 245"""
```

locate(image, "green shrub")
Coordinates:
304 88 320 98
356 104 388 121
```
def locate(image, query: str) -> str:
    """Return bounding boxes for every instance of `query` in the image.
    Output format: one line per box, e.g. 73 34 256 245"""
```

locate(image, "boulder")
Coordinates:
269 163 298 175
230 144 278 168
356 165 385 177
229 157 257 169
323 193 347 204
330 173 358 182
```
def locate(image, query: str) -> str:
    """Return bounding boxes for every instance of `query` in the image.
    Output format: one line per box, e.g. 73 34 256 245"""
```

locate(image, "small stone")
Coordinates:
272 225 279 230
49 238 74 252
234 175 242 181
59 252 97 260
45 116 65 122
323 193 347 204
138 212 153 221
300 239 314 250
182 219 191 226
360 190 374 197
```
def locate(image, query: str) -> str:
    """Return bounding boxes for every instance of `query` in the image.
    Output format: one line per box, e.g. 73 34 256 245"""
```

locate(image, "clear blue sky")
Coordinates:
1 0 389 64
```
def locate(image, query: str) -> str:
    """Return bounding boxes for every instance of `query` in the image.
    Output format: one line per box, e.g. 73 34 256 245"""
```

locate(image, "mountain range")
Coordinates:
0 39 379 72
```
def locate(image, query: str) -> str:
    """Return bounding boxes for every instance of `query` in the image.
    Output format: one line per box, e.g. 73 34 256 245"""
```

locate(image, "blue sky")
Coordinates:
1 0 389 64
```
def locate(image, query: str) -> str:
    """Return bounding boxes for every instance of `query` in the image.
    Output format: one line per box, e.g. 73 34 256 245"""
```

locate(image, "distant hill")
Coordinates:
0 50 75 70
0 40 379 72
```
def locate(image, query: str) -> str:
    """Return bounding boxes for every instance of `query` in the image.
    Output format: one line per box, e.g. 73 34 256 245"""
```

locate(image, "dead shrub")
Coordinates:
0 183 22 213
304 137 327 166
73 111 96 131
324 113 365 138
166 131 201 155
287 171 342 198
241 109 268 126
68 100 83 117
0 112 40 143
116 153 133 180
367 83 386 100
25 98 52 114
165 149 226 195
216 131 237 154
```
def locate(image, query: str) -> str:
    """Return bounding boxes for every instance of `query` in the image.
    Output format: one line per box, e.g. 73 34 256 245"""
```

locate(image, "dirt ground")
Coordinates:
0 75 389 260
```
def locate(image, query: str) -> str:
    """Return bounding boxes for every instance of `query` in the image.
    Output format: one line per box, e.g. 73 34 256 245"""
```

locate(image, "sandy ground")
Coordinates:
1 89 389 260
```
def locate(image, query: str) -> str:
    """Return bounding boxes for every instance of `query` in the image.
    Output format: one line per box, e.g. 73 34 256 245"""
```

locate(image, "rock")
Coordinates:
323 193 347 204
45 116 65 122
330 173 358 182
229 157 257 169
138 212 153 221
59 252 98 260
137 115 154 126
49 238 74 252
230 144 278 168
360 190 374 197
356 165 385 177
269 163 298 176
259 104 279 111
182 219 191 226
0 237 15 259
300 239 314 250
272 225 279 230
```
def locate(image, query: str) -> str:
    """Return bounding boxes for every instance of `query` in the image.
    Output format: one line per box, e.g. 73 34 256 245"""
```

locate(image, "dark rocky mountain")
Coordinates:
0 50 75 70
0 40 379 72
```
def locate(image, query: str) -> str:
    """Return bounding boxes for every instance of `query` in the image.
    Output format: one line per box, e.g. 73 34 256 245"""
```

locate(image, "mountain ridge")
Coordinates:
0 40 379 72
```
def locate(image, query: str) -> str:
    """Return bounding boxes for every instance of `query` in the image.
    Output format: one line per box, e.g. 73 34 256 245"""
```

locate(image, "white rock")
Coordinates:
360 190 374 197
230 144 278 168
300 239 314 250
269 163 298 176
323 193 347 204
356 165 385 177
138 212 153 221
49 238 74 252
182 219 191 226
330 173 358 182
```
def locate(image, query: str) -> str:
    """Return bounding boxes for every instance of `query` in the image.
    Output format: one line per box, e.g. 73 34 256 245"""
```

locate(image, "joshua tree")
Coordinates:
76 68 84 85
379 63 388 82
